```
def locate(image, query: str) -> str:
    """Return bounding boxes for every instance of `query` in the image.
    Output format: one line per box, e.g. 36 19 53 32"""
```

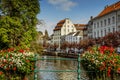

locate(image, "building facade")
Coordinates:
91 1 120 38
53 18 76 50
52 18 87 50
65 31 83 44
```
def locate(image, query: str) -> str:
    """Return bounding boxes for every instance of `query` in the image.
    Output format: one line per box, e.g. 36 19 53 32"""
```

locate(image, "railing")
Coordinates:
34 54 81 80
34 53 120 80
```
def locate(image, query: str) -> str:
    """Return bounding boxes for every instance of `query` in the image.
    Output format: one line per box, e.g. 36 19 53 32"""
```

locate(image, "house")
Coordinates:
87 16 93 39
52 17 88 50
91 1 120 38
53 18 77 50
65 31 83 44
74 24 87 39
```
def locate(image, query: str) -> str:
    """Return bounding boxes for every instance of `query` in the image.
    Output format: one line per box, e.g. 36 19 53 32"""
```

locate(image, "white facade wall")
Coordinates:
65 35 82 43
53 30 61 46
117 10 120 31
61 19 76 35
92 12 117 38
53 18 76 50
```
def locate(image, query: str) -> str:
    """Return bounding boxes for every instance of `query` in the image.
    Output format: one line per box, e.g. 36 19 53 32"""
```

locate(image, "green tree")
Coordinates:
0 0 40 49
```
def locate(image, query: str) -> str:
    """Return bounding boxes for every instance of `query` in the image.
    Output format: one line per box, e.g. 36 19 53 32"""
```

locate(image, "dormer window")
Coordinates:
68 21 69 23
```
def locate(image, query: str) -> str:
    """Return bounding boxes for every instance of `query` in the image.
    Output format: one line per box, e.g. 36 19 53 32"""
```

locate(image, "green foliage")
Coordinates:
30 41 44 54
0 0 40 49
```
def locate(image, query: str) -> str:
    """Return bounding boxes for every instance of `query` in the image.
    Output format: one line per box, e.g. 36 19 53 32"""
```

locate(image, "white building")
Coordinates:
53 18 76 50
91 1 120 38
53 18 87 50
65 31 83 44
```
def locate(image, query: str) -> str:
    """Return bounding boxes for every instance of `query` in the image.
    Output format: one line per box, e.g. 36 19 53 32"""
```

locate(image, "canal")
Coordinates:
36 55 89 80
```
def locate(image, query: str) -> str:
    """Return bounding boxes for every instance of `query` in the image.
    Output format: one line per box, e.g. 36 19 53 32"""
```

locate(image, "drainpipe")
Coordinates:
116 10 118 32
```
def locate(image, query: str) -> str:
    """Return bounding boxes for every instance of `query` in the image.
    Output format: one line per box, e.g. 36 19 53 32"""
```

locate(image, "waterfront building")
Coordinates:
53 18 87 50
90 1 120 38
53 18 76 50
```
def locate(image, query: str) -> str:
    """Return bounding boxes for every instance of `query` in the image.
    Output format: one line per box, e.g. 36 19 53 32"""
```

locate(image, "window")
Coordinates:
97 31 99 37
104 19 106 26
97 22 99 28
113 27 115 32
72 29 74 32
118 15 120 22
94 32 96 38
101 30 103 37
108 28 110 33
68 29 69 32
104 29 106 35
101 21 103 27
108 18 111 25
68 20 69 23
112 16 115 24
94 23 96 29
68 25 69 28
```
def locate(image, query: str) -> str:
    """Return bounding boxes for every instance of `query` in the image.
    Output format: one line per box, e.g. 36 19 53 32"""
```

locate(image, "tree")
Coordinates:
44 29 49 40
0 0 40 49
102 32 120 47
53 43 58 51
61 41 69 52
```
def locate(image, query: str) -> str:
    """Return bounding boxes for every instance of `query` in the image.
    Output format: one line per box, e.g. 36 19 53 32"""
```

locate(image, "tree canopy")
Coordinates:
0 0 40 49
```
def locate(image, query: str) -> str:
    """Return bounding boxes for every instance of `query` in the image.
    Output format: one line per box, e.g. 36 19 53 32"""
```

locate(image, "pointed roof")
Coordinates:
96 1 120 18
74 24 87 30
53 19 66 31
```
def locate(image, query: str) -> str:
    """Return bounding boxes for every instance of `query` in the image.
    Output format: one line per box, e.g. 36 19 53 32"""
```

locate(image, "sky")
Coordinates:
37 0 119 35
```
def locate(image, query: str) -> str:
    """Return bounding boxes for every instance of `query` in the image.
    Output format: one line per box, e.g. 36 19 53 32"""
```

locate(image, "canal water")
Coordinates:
36 55 89 80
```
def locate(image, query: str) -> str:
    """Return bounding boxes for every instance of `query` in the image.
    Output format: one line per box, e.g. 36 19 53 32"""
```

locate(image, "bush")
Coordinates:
0 47 35 79
81 46 120 80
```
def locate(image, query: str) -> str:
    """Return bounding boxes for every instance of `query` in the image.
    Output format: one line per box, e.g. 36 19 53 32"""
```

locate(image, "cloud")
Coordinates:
48 0 77 11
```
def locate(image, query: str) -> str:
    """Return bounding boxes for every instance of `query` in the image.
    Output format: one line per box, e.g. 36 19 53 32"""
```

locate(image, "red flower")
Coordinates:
26 60 30 63
109 47 114 54
98 46 114 54
100 62 106 71
0 71 3 75
117 68 120 74
107 67 111 77
19 49 24 53
13 67 16 71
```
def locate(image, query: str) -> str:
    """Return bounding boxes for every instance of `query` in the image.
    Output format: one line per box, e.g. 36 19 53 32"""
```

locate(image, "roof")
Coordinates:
96 1 120 18
66 31 82 37
67 32 75 35
74 24 87 30
74 31 81 36
53 19 65 31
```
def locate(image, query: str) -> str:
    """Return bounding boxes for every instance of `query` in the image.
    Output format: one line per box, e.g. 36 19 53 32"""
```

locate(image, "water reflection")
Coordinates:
36 56 88 80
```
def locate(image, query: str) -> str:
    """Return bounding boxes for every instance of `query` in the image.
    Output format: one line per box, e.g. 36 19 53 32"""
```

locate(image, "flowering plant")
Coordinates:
0 48 35 79
81 46 120 79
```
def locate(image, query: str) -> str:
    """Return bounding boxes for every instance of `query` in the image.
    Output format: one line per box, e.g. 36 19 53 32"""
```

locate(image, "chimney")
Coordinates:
90 16 93 20
104 5 108 9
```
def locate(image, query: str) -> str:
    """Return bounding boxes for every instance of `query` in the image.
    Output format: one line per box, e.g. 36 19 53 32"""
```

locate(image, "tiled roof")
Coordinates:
96 1 120 18
74 24 87 30
74 31 81 36
53 19 65 31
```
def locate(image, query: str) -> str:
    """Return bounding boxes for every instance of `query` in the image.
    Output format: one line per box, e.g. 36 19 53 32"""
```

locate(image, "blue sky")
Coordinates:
37 0 119 35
